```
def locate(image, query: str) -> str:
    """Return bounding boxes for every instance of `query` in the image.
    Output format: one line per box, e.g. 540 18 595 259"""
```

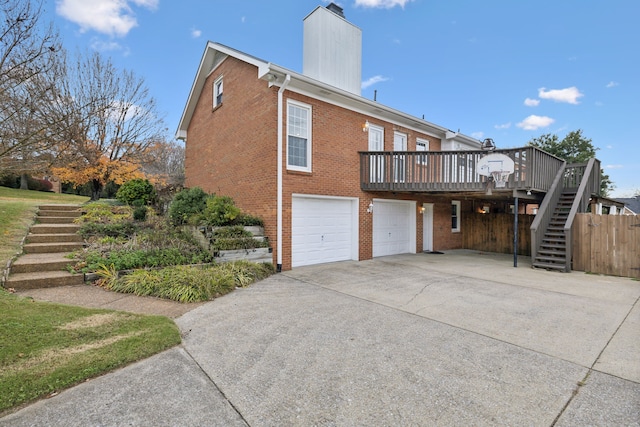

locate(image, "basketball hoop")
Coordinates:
476 153 515 193
490 170 510 188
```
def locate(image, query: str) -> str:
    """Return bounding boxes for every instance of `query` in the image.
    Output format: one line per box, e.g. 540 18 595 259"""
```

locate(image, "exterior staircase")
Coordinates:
5 204 85 290
532 191 577 271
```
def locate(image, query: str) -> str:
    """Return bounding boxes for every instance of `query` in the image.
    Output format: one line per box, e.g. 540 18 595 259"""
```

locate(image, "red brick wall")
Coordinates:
185 57 280 261
185 58 465 269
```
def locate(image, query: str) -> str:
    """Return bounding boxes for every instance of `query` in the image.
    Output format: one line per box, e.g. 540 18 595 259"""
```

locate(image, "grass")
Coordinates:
99 261 275 302
0 290 180 414
0 187 181 414
0 186 89 268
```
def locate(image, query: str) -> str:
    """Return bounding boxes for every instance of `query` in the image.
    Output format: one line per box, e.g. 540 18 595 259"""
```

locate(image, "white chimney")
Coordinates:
303 3 362 96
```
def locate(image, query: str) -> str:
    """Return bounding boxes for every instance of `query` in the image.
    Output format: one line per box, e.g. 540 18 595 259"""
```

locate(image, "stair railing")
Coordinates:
530 161 566 263
563 158 601 272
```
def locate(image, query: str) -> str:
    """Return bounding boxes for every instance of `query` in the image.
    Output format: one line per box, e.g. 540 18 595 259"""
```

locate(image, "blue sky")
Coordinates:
45 0 639 197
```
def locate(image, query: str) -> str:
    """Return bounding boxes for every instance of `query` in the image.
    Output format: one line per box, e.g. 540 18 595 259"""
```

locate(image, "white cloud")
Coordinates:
191 28 201 38
56 0 158 37
471 131 484 139
605 164 624 169
524 98 540 107
538 86 584 104
494 123 511 130
606 81 619 88
241 16 246 23
90 39 122 51
361 75 389 89
354 0 414 8
516 115 555 131
606 145 613 149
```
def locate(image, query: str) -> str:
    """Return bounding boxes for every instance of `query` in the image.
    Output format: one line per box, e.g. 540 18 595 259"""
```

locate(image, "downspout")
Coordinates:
276 74 291 273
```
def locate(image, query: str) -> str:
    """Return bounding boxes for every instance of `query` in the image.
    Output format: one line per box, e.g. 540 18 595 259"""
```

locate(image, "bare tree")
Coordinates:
141 140 185 187
52 51 166 200
0 0 61 172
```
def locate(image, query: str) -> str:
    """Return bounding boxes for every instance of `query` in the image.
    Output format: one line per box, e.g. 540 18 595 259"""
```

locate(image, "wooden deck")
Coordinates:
359 146 564 194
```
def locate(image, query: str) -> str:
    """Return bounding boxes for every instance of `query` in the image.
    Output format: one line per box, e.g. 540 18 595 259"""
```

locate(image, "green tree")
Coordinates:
528 130 613 196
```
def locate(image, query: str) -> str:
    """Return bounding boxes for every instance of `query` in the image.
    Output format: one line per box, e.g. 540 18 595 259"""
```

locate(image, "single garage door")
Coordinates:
292 196 357 267
373 199 416 257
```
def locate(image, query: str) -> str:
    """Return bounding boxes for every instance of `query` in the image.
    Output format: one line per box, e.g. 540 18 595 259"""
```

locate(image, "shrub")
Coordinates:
200 195 241 226
76 203 132 224
234 213 264 227
116 179 156 205
77 247 214 273
102 262 274 303
168 187 208 225
133 206 148 222
79 222 139 239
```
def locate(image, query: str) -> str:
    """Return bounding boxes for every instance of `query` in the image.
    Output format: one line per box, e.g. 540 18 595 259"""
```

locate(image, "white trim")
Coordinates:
213 75 223 108
451 200 461 233
277 75 291 270
422 203 434 252
286 99 312 172
291 194 360 264
416 137 429 165
372 198 417 256
177 41 482 148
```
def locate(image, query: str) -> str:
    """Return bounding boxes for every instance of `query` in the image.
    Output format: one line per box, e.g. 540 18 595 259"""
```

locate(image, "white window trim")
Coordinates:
416 137 429 165
213 75 223 108
452 200 461 233
286 99 312 172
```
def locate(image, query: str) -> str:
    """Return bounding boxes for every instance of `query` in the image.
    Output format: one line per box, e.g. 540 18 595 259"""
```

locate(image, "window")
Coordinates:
213 76 223 107
451 200 461 232
287 100 311 171
416 138 429 164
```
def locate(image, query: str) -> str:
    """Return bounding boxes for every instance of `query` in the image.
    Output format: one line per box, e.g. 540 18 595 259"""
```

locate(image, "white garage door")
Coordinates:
292 196 357 267
373 200 416 257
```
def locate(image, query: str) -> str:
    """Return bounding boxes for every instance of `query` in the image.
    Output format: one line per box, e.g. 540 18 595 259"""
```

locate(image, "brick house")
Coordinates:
177 3 601 272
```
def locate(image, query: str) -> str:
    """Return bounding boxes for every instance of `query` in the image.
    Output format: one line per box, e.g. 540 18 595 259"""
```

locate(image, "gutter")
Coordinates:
276 74 291 272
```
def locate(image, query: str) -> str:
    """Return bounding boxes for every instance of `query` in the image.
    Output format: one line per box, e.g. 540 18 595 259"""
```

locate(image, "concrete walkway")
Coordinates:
3 251 639 426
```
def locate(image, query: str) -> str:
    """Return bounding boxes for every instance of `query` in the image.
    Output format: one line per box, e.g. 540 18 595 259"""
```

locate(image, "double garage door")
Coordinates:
291 196 415 267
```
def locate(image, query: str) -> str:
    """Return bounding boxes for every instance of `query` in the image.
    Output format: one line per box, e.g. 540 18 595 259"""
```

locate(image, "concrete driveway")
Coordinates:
2 251 639 426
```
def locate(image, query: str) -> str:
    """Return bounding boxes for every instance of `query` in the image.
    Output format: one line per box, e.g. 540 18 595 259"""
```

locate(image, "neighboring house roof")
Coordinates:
176 41 481 150
614 196 640 214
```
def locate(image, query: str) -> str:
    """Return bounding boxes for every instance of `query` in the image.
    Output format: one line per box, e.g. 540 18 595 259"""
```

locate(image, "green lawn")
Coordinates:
0 187 181 414
0 186 89 268
0 291 180 413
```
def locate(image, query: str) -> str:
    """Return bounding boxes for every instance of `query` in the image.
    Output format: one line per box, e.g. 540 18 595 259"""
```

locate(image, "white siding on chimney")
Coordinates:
303 6 362 96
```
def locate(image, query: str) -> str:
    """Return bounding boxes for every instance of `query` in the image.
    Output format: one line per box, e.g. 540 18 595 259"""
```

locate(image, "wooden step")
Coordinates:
26 233 83 244
23 242 84 254
38 209 82 218
532 261 567 271
10 253 75 274
30 224 81 234
38 204 82 211
37 216 78 224
5 271 84 290
538 249 566 257
534 255 567 263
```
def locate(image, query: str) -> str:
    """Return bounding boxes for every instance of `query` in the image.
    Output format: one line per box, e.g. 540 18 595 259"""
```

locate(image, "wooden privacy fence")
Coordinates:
462 213 533 256
572 213 640 279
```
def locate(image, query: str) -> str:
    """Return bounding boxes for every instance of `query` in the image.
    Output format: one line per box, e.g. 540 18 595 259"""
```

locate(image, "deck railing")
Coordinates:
360 146 564 193
563 158 601 271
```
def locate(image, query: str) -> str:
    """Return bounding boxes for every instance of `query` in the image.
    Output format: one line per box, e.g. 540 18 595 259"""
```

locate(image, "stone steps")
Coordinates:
23 242 85 254
26 233 83 244
6 271 84 290
10 253 75 274
5 204 85 290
